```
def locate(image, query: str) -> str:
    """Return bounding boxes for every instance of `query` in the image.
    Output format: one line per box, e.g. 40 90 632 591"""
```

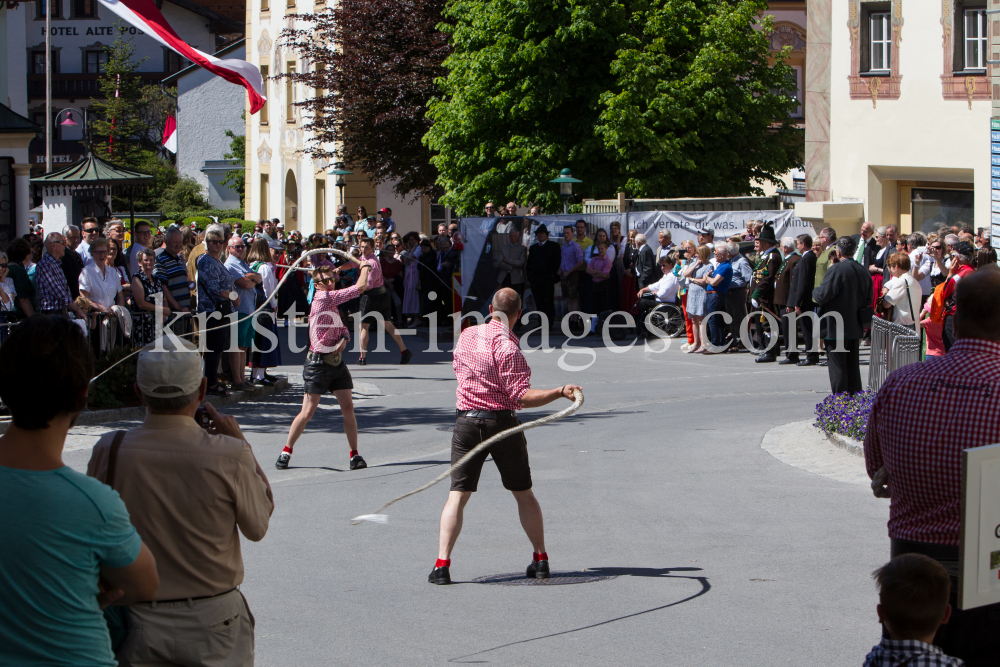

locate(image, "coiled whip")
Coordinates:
351 388 584 524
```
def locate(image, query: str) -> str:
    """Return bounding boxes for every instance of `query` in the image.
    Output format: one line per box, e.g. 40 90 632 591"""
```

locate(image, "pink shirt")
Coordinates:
361 254 384 289
309 285 361 353
588 254 613 283
453 319 531 411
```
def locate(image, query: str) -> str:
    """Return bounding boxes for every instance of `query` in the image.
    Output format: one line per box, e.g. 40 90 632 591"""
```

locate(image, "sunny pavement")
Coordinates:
63 325 889 666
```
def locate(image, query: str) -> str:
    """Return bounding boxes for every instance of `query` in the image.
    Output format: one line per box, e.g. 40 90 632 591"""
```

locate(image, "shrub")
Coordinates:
88 346 141 410
814 391 875 441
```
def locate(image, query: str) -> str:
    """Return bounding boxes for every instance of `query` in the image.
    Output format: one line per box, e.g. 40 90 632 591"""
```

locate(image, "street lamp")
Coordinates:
328 161 353 207
549 167 582 214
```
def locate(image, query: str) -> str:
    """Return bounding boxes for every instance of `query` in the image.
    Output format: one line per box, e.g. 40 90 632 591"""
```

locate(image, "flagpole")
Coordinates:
45 0 52 173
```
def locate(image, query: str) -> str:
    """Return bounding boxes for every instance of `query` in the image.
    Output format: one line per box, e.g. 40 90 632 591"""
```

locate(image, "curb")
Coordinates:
0 378 289 435
824 430 864 458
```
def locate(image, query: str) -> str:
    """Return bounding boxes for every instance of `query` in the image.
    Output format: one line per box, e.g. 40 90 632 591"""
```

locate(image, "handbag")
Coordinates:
102 430 130 652
874 295 894 321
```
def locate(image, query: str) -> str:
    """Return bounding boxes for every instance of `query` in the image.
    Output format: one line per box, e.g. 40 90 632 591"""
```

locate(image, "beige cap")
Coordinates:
136 337 204 399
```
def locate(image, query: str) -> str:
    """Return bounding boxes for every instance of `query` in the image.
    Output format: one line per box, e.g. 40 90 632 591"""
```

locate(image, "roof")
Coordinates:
0 103 42 134
31 153 153 185
165 0 243 33
161 38 246 85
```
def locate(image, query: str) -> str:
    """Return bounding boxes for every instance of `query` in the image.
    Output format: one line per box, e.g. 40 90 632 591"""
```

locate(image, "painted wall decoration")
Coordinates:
848 0 904 108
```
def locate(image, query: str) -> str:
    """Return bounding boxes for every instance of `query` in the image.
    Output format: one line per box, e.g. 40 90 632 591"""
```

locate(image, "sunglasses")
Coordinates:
207 239 224 244
317 278 334 285
231 244 245 249
0 263 7 268
83 228 99 234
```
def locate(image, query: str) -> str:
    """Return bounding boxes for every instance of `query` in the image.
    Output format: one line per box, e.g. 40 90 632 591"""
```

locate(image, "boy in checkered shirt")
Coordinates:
863 554 963 667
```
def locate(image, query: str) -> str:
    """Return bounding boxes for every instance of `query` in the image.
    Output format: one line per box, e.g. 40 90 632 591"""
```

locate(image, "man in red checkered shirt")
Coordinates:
864 265 1000 666
429 288 582 586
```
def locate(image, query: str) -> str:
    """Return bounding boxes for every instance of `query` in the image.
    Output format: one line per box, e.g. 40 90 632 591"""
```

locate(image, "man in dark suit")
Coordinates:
634 234 658 288
751 224 783 363
788 234 819 365
526 224 561 327
812 236 873 394
857 221 878 268
774 236 801 365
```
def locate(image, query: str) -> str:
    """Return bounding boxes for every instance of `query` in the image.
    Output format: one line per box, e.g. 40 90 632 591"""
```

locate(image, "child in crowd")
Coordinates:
863 554 964 667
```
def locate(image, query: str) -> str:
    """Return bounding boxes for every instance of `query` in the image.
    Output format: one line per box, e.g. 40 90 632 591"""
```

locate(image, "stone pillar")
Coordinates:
805 0 832 203
13 164 32 238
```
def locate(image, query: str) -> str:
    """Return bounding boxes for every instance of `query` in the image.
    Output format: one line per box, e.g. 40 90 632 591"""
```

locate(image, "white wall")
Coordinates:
176 43 245 208
829 3 989 226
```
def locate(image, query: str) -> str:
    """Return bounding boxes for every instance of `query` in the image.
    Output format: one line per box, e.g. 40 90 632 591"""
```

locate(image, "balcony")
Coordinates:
27 72 169 101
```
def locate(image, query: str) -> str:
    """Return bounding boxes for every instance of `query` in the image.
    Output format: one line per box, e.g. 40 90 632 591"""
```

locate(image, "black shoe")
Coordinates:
797 358 819 367
526 559 550 579
264 373 278 382
357 357 367 366
818 359 828 367
275 452 290 469
428 566 451 585
400 349 413 365
755 354 776 363
254 377 276 387
350 454 367 470
778 356 799 365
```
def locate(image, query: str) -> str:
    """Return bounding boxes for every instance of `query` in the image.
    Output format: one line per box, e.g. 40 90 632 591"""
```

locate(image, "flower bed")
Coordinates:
814 391 875 441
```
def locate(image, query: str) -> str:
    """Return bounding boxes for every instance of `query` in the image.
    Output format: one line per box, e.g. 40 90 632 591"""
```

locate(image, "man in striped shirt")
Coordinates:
153 228 191 328
429 288 582 585
36 233 86 319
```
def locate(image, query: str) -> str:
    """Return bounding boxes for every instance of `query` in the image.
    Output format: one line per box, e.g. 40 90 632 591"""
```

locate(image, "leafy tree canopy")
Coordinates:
425 0 802 215
280 0 450 199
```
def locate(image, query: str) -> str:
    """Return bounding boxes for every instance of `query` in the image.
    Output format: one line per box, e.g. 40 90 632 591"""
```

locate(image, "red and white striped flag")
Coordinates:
163 114 177 153
97 0 266 113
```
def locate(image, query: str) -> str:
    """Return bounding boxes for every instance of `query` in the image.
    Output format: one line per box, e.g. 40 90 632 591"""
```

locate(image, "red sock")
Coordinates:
282 446 292 454
349 450 358 458
533 552 548 562
435 558 451 569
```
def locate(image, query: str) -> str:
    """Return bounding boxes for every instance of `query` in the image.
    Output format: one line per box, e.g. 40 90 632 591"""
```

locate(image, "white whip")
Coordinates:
351 388 584 525
88 247 362 385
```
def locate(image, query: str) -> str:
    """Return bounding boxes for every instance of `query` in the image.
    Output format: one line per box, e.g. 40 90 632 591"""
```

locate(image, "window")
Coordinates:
869 12 891 72
912 189 974 234
164 51 189 73
261 0 268 10
286 62 296 123
35 0 63 20
259 65 269 124
260 174 269 219
70 0 97 19
964 9 987 70
84 50 107 74
32 50 60 74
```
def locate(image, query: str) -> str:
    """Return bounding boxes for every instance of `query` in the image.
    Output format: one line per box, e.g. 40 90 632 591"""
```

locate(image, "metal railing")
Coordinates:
867 317 921 392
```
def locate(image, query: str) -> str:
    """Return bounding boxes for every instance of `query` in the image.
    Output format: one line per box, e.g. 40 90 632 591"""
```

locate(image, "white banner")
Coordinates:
459 210 818 302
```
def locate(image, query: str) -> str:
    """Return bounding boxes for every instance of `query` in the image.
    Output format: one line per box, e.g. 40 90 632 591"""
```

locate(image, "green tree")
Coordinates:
425 0 801 215
220 112 246 208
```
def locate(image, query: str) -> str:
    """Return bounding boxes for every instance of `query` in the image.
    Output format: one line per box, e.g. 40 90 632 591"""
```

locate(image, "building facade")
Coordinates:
799 0 992 238
0 0 242 236
244 0 432 236
163 39 246 209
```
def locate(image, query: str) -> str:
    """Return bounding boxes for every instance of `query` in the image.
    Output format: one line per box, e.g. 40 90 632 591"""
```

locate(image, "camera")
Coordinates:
195 406 212 430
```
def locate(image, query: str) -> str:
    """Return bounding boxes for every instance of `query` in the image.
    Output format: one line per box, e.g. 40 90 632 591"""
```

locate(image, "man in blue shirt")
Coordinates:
704 245 733 350
378 207 396 234
0 316 159 666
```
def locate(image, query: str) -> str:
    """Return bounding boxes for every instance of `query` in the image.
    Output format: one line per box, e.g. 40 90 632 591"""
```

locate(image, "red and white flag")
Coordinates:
162 114 177 153
97 0 266 114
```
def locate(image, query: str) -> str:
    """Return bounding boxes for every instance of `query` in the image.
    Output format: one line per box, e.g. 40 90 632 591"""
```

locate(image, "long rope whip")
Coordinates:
351 388 584 525
88 247 362 385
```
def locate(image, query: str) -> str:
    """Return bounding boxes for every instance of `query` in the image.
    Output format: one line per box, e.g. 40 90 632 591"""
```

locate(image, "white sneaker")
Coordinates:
679 343 692 351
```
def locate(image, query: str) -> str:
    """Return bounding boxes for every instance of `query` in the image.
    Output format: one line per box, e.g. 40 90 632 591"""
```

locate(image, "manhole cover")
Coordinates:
436 425 454 432
472 571 618 586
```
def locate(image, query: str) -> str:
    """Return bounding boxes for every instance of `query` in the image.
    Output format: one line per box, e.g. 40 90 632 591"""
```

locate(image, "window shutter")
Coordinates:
955 1 966 70
860 9 871 73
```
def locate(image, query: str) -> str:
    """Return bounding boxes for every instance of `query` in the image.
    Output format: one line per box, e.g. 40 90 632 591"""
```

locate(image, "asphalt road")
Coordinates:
65 328 890 666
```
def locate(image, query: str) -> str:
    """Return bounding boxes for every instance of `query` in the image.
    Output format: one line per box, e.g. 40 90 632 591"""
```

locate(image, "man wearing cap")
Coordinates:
697 227 714 247
750 224 782 362
527 224 561 327
87 338 273 666
378 207 396 234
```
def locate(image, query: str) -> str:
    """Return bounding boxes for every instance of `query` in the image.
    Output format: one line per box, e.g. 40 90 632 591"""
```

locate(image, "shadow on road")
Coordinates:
448 567 711 663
